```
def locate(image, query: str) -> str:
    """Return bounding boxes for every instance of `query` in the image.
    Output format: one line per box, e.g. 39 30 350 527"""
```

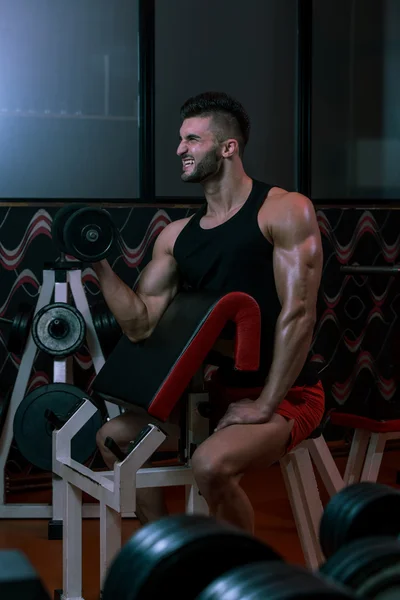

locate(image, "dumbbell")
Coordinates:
0 550 50 600
0 303 33 354
30 301 121 358
101 514 354 600
320 537 400 599
319 482 400 560
91 301 122 357
101 513 281 600
198 561 355 599
52 204 119 262
318 483 400 598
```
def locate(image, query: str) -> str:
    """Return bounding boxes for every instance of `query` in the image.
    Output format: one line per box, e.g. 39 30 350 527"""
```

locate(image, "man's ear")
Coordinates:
221 138 239 158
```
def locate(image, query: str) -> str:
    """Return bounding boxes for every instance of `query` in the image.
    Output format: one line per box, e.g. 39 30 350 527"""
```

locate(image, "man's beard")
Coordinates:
181 147 221 183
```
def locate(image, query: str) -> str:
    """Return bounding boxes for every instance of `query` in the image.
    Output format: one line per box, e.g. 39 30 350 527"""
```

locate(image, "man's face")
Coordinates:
177 117 222 183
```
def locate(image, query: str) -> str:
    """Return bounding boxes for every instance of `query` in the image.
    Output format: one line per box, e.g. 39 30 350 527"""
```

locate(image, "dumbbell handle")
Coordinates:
341 265 400 274
45 409 67 430
105 426 154 462
105 436 127 461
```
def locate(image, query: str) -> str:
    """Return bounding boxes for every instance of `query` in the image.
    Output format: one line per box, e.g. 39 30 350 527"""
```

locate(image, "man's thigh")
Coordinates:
193 413 294 476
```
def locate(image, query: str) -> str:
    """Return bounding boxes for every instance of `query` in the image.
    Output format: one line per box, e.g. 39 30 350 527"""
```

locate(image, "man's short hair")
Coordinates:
180 91 250 157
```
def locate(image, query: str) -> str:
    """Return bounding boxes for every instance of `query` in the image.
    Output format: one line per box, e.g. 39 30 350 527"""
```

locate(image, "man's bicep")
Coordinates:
272 197 322 313
135 227 181 326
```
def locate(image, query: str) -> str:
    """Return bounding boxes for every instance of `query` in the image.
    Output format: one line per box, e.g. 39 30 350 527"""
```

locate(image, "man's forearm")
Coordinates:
257 312 315 415
93 260 149 340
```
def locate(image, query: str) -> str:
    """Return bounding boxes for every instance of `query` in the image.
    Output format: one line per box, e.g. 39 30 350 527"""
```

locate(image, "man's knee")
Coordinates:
96 415 134 454
96 411 180 457
96 419 116 453
191 444 232 488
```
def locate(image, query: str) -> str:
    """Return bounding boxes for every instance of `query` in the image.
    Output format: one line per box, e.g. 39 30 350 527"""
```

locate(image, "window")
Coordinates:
155 0 298 199
0 1 139 199
312 0 400 201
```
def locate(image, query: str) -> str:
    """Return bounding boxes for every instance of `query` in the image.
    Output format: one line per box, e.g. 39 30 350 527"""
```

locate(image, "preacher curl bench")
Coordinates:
53 288 347 600
53 290 263 600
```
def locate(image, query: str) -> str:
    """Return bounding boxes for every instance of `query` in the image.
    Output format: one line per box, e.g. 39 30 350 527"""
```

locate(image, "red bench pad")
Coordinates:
92 291 261 421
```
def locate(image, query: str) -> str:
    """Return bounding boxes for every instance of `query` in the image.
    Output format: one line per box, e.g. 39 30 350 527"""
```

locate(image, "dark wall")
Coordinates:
155 0 297 197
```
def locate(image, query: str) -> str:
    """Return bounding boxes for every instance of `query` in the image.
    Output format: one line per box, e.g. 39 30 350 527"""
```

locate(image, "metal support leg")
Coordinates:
100 502 122 590
185 482 209 515
344 429 370 485
62 481 83 600
51 280 75 533
185 392 210 516
307 436 345 497
360 432 387 482
280 447 324 569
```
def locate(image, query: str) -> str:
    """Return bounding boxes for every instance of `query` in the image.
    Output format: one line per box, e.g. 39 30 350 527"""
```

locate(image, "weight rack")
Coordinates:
0 259 122 529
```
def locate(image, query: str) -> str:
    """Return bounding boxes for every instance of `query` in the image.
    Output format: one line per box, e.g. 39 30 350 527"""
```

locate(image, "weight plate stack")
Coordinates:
13 383 103 472
320 536 400 594
197 561 355 600
32 303 86 358
102 514 282 600
319 482 400 559
357 563 400 599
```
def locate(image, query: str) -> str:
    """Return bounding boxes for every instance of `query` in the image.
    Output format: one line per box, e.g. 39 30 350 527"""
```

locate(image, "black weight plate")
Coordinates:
357 564 400 598
64 207 116 261
92 303 122 356
197 562 354 600
320 536 400 591
340 482 394 550
102 310 121 350
0 550 50 600
13 383 103 472
322 482 371 559
0 388 12 435
32 303 86 358
7 303 33 355
51 205 85 254
102 514 282 600
320 482 400 558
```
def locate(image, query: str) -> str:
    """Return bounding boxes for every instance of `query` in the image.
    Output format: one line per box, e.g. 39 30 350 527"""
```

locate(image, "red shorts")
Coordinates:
207 374 325 452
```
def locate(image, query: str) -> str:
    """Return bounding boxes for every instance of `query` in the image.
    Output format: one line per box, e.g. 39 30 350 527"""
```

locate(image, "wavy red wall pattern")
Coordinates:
1 206 400 422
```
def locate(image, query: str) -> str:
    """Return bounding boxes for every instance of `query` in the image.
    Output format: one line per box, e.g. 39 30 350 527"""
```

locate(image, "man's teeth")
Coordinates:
183 159 194 165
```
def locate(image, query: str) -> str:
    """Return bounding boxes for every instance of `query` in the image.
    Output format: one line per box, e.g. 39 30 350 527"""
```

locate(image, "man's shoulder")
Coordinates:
266 186 310 203
167 212 199 235
259 187 316 241
262 187 314 217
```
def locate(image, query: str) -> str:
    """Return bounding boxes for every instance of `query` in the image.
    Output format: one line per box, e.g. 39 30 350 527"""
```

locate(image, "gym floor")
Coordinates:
1 449 399 600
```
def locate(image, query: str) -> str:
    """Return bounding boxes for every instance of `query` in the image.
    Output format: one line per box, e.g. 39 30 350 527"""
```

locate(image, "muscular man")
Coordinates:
95 91 324 533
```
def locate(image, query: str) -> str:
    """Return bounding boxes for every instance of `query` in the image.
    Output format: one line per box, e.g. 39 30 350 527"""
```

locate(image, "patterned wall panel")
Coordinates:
1 205 400 489
315 208 400 419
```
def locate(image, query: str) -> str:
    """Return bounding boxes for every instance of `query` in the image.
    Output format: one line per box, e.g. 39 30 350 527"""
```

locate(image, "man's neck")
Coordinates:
202 172 254 218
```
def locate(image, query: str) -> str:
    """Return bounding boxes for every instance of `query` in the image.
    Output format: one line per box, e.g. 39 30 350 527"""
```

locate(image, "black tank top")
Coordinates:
173 179 319 387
